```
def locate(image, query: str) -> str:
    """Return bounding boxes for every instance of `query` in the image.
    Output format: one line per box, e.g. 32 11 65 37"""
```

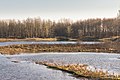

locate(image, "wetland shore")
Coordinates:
0 42 120 55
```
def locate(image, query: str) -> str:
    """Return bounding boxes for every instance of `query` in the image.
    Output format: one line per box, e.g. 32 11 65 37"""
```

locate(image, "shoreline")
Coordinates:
0 42 120 55
2 50 120 79
35 61 120 80
0 38 57 42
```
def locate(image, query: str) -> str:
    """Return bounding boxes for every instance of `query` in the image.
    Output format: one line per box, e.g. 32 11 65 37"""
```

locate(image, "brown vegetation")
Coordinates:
0 42 120 55
35 61 120 79
0 38 57 42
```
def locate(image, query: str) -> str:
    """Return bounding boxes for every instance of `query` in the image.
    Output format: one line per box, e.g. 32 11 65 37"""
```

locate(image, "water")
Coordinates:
0 54 85 80
1 52 120 80
7 52 120 75
0 41 101 46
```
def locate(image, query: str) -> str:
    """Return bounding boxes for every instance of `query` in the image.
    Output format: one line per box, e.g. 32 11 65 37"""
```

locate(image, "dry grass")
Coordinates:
0 42 120 55
0 38 15 42
0 38 57 42
35 61 120 79
99 36 120 42
25 38 57 41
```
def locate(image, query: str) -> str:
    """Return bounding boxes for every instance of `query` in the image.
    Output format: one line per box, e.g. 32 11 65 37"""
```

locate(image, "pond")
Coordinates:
0 41 101 46
7 52 120 75
1 52 120 80
0 54 86 80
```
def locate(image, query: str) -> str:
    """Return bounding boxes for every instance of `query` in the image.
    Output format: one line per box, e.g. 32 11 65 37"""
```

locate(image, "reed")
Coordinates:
35 61 120 80
0 42 120 54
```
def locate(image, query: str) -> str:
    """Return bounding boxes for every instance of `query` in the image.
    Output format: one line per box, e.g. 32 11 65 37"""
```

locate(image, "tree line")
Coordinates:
0 18 120 39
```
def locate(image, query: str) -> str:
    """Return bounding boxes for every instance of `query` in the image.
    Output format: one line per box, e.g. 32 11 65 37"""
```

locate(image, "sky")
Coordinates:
0 0 120 21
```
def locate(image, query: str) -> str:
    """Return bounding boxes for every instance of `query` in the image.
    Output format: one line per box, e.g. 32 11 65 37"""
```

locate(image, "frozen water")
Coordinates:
0 54 86 80
7 52 120 75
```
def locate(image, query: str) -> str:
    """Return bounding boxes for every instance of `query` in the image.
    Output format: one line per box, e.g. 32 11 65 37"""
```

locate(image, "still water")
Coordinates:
0 52 120 80
7 52 120 75
0 41 101 46
0 54 87 80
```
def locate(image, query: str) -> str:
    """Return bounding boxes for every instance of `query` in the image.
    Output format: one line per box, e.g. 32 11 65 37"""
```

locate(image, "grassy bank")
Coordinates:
0 38 57 42
99 36 120 42
0 42 120 55
35 61 120 80
0 35 120 42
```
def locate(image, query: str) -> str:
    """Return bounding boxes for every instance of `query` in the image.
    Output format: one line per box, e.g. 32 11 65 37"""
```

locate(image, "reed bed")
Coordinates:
35 61 120 80
0 42 120 55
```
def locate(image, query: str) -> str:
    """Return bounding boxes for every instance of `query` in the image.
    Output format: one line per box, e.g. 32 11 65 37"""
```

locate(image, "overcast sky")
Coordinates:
0 0 120 21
